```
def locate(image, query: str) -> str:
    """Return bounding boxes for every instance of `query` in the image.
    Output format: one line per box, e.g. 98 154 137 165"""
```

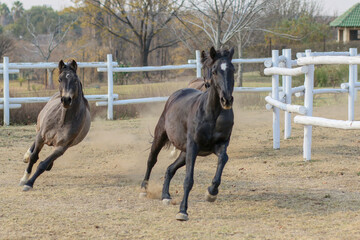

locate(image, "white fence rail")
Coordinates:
2 47 360 161
1 50 278 126
0 56 119 125
264 48 359 161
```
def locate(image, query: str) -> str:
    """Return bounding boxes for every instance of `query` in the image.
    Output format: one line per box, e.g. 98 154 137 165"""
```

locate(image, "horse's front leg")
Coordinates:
23 146 67 191
206 143 229 202
176 140 198 221
19 134 44 186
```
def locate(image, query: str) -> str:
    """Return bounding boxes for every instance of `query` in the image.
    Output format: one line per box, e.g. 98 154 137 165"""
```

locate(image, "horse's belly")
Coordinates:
70 110 91 147
165 120 187 150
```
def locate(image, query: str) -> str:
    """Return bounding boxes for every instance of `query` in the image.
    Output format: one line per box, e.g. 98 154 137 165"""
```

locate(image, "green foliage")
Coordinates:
265 15 329 46
18 77 25 86
314 65 348 87
7 6 78 40
314 67 328 87
113 63 130 85
292 65 348 88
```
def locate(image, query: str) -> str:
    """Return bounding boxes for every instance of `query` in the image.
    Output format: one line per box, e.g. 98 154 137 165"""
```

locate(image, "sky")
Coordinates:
321 0 360 15
0 0 359 15
1 0 75 11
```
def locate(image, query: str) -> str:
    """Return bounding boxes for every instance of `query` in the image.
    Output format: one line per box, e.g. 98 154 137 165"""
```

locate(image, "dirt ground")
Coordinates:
1 98 360 239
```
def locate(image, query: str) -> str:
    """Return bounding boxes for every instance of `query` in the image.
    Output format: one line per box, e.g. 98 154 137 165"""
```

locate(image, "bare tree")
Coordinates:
183 0 269 86
81 0 185 67
186 0 268 49
264 0 321 22
25 14 77 89
0 34 14 58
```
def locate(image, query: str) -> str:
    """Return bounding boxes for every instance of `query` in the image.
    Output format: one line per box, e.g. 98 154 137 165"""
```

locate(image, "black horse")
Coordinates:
140 47 235 221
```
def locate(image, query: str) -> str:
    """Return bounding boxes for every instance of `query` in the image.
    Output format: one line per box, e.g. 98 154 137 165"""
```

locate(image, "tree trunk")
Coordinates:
216 19 221 49
140 47 150 80
236 34 244 87
140 47 149 67
47 68 54 89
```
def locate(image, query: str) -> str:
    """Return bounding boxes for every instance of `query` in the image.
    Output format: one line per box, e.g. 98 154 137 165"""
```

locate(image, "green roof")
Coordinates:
330 3 360 27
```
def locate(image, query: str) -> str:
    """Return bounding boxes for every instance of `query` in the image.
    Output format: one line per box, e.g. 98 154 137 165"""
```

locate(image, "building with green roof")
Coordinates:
330 3 360 43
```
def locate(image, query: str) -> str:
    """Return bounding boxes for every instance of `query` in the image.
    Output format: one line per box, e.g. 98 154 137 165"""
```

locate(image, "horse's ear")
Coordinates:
229 47 235 60
69 59 77 72
58 60 65 72
210 47 217 60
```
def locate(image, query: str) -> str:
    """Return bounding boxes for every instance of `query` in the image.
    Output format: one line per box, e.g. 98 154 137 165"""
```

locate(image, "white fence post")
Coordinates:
107 54 114 120
272 50 280 149
3 56 10 126
284 49 292 139
196 50 201 78
303 50 314 161
348 48 357 121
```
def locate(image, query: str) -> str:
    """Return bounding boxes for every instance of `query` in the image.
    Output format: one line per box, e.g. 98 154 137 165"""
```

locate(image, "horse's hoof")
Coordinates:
19 180 26 186
139 192 147 198
176 212 189 221
205 191 217 202
23 149 31 163
162 198 171 205
19 170 30 186
23 185 33 191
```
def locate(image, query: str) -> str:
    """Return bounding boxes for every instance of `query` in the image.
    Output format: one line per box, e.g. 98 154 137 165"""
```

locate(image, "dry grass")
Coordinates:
1 99 360 239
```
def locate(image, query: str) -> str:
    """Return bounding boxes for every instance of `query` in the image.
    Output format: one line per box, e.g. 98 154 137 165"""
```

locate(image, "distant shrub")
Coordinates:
293 65 348 88
314 65 348 87
114 62 130 85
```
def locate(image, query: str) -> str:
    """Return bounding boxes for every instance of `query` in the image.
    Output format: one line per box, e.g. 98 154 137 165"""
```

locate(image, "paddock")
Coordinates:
1 97 360 239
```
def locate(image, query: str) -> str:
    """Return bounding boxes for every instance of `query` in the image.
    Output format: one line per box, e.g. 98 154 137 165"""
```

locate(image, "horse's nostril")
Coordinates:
61 97 72 106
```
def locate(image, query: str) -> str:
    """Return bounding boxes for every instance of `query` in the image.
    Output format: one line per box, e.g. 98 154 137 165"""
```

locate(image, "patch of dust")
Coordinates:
146 180 163 199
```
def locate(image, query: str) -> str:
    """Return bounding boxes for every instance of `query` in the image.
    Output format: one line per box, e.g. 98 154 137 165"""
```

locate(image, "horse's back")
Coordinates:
166 88 202 108
188 78 206 91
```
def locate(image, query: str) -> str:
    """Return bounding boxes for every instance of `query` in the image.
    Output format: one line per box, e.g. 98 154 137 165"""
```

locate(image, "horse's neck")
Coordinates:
204 85 222 118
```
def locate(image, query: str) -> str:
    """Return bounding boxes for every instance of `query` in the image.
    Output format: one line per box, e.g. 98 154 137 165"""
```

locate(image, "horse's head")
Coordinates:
58 59 81 109
202 47 235 110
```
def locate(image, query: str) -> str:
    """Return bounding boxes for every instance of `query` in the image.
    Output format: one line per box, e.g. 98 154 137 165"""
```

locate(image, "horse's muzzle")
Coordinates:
61 96 72 108
220 96 233 110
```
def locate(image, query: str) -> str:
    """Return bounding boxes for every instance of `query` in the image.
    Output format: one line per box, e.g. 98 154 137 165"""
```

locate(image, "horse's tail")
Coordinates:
147 127 171 150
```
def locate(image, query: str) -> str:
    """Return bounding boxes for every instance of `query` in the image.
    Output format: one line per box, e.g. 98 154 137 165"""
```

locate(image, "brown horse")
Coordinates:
187 77 210 91
141 47 235 221
19 60 91 191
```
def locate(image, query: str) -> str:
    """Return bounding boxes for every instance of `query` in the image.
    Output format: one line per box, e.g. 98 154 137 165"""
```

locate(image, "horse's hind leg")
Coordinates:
19 134 44 186
162 151 186 204
23 146 67 191
140 118 168 197
206 143 229 202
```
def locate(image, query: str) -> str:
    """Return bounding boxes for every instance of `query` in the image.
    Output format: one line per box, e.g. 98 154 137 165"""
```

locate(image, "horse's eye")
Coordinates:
58 79 62 83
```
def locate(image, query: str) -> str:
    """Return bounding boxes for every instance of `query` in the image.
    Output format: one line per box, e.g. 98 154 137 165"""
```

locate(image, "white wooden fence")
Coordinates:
2 48 359 161
264 48 360 161
0 58 120 125
1 51 279 126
